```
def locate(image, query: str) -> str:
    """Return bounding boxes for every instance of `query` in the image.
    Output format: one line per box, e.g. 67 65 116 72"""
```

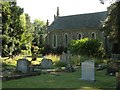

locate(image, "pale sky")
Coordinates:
17 0 109 23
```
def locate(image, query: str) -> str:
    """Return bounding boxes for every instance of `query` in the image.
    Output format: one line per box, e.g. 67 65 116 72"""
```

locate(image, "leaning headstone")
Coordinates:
41 59 52 69
17 58 31 73
81 60 95 81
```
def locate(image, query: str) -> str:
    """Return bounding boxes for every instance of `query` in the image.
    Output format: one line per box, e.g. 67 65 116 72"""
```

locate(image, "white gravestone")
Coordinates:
17 58 30 73
41 59 52 69
81 60 95 81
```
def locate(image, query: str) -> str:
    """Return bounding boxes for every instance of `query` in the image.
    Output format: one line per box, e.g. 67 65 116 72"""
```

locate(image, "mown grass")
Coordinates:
2 68 116 89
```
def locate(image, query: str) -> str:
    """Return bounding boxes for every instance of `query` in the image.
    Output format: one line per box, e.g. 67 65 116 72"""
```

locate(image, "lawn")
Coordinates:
2 68 116 90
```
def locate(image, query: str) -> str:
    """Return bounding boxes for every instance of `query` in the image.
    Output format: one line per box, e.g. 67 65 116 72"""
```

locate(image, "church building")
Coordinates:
46 7 107 48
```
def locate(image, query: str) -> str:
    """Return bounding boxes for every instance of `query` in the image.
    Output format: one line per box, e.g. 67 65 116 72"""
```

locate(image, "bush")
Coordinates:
40 45 67 55
55 46 67 55
69 38 105 58
70 55 81 66
40 45 53 55
54 61 67 67
95 59 104 65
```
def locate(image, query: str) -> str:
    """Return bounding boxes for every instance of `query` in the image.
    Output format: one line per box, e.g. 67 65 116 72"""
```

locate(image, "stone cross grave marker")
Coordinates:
81 60 95 81
41 58 52 69
17 58 31 73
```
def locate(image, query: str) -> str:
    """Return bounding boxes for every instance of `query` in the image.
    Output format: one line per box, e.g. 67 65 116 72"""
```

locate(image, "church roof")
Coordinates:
48 11 107 30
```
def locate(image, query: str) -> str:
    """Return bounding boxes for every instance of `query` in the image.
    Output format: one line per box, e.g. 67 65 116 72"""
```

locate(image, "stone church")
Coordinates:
46 7 107 48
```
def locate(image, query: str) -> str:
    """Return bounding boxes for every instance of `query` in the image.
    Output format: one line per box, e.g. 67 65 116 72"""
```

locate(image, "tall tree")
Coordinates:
100 0 120 54
2 2 33 56
2 2 24 56
32 19 46 46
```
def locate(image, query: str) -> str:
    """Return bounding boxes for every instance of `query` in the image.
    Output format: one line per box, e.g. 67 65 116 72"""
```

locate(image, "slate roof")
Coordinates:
48 11 107 30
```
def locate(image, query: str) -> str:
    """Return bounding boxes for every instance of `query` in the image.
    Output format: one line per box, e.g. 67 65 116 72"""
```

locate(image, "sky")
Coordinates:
17 0 109 23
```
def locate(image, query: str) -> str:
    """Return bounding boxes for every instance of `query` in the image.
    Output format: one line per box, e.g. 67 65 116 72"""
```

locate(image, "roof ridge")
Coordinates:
59 11 107 18
48 11 107 30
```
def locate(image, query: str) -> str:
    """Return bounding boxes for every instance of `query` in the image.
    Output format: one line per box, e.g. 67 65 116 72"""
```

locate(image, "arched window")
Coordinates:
78 33 82 40
91 32 96 39
64 33 68 46
53 35 57 48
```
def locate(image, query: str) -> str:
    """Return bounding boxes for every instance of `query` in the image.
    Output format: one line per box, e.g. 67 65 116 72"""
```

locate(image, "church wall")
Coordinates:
46 28 103 48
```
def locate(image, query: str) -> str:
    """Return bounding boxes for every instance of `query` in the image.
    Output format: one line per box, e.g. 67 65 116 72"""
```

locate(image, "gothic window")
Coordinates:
53 35 57 48
64 33 68 46
78 33 82 40
91 32 96 39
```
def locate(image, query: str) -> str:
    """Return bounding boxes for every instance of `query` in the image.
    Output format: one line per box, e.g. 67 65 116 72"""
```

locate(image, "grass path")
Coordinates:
2 68 116 89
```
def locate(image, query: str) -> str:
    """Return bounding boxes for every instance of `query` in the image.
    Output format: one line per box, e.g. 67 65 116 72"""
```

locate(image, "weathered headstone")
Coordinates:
60 51 71 64
41 59 52 69
60 52 67 63
17 58 31 73
81 60 95 81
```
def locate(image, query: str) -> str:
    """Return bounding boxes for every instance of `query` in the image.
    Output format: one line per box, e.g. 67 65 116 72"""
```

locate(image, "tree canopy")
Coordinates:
100 1 120 54
2 2 33 56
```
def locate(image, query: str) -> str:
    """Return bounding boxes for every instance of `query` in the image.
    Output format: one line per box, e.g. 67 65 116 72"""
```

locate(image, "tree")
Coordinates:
32 19 46 46
19 13 34 55
100 0 120 54
2 2 33 56
2 2 24 56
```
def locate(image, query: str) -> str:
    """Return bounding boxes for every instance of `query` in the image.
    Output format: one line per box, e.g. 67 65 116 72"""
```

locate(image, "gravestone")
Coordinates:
17 58 31 73
41 59 52 69
60 52 67 63
81 60 95 81
60 51 71 64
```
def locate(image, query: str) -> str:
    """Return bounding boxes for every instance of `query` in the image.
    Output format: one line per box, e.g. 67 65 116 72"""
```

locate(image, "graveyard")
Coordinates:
2 54 119 89
2 60 116 89
1 1 120 90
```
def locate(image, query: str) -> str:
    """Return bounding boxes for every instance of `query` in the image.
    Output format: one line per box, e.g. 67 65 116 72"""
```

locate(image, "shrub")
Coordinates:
54 61 67 67
70 55 81 66
55 46 67 55
69 38 105 58
40 45 53 55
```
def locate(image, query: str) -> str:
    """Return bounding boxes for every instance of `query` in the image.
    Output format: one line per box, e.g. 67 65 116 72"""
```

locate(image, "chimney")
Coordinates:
57 7 59 17
46 19 49 26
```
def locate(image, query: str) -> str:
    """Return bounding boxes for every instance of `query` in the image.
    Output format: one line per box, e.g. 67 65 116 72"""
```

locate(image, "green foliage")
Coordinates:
70 55 81 66
2 2 33 56
55 46 67 55
101 2 120 53
40 45 53 55
69 38 105 58
32 19 46 46
54 61 67 67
